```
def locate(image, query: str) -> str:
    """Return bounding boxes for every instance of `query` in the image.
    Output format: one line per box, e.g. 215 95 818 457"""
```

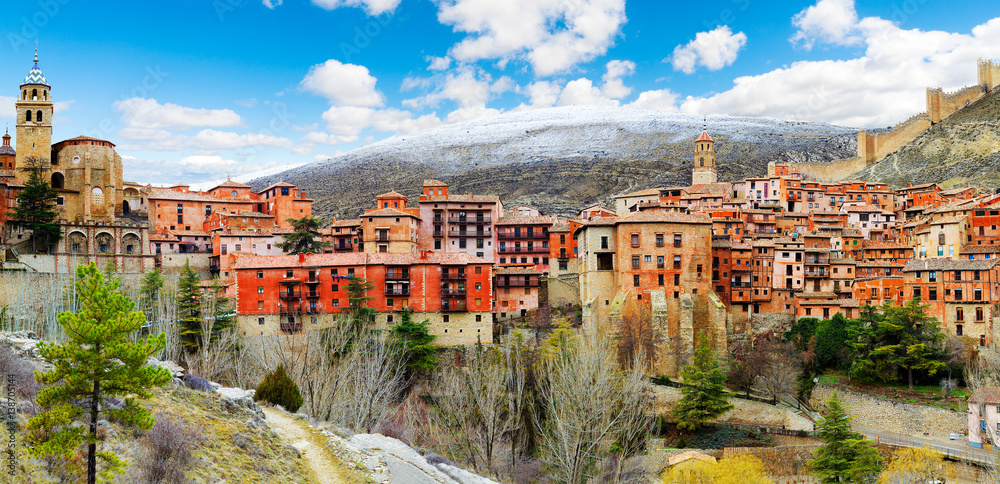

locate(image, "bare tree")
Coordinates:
615 307 662 371
329 332 406 432
536 335 651 484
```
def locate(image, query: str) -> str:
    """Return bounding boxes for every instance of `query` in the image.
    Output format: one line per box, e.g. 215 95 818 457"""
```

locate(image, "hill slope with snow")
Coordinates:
251 105 859 218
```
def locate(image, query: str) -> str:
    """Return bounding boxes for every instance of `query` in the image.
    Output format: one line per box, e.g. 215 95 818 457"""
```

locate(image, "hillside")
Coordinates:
854 88 1000 189
250 106 858 219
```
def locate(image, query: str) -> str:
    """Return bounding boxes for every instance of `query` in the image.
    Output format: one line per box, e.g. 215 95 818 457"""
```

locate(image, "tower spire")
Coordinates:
34 41 39 64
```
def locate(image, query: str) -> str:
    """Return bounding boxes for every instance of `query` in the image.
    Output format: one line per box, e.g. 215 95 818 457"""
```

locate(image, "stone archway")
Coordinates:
67 231 88 254
95 232 114 255
121 233 140 255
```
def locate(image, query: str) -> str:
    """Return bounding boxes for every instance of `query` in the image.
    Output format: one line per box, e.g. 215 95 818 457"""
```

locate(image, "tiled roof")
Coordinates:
615 188 662 199
171 230 210 237
845 205 882 213
375 190 407 199
211 179 251 189
930 215 967 225
695 130 713 143
895 183 938 193
423 179 448 187
420 194 501 203
830 257 856 265
149 233 178 242
364 208 419 219
496 215 558 226
712 239 732 249
234 251 492 270
218 211 273 219
751 239 775 247
148 187 253 204
940 187 972 196
329 218 362 228
856 261 904 267
970 387 1000 404
961 244 1000 254
216 229 277 237
259 182 296 192
903 258 999 272
549 222 572 232
617 211 712 224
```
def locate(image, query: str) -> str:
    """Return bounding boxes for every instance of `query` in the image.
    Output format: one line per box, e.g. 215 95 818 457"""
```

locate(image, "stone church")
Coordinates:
9 50 153 273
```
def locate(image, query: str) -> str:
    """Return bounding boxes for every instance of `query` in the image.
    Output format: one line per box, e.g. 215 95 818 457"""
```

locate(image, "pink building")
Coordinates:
969 387 1000 448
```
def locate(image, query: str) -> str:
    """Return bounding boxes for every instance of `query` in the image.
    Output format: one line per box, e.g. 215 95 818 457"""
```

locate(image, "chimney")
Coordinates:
298 253 305 263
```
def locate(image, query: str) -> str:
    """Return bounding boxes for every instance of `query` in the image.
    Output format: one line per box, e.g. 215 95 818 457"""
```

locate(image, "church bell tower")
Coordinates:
15 48 53 173
691 128 717 185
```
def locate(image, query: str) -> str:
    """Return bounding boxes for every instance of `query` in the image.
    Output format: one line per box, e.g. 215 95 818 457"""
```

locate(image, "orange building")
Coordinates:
233 251 493 345
322 219 362 253
148 185 255 232
903 258 1000 344
495 266 541 321
256 182 313 229
496 215 557 274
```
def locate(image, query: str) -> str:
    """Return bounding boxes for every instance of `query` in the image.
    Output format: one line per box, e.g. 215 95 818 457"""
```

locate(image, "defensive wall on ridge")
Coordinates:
790 59 1000 182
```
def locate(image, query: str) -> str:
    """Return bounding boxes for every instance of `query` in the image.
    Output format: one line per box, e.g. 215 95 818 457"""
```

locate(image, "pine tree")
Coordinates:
391 308 438 378
810 393 882 483
255 365 303 412
276 216 331 254
347 275 375 334
176 258 202 351
674 337 733 431
28 262 172 484
854 299 946 388
10 159 60 253
140 267 165 306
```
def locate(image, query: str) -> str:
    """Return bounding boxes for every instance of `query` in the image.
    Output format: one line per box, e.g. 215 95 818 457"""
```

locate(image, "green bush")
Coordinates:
254 365 303 412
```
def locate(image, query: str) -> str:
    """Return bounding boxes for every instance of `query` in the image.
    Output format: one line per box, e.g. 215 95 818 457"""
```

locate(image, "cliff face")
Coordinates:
251 106 858 219
854 88 1000 189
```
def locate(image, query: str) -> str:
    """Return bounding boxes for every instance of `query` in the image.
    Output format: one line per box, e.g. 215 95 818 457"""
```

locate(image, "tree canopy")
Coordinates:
10 159 60 253
674 337 733 431
276 216 331 254
809 393 882 483
29 262 172 483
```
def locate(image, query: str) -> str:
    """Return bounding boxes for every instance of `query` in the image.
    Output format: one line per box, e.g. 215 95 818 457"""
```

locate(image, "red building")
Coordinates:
233 251 493 345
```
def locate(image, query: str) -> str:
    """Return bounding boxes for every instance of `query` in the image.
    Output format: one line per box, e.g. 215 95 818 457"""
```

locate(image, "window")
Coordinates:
975 288 983 301
955 289 963 301
957 308 964 321
257 286 264 294
656 234 664 246
977 307 985 322
632 256 640 269
597 253 614 270
657 256 665 269
258 317 265 325
475 266 482 274
913 287 922 299
673 233 682 247
331 299 340 307
658 274 664 286
928 288 937 301
673 255 681 270
956 324 963 336
331 284 339 292
674 274 680 286
631 233 640 247
929 272 937 282
600 236 609 249
443 315 449 323
633 275 640 287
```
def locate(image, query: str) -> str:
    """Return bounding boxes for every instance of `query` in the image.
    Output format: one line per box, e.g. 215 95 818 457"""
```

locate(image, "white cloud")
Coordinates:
670 26 747 74
524 81 561 108
320 106 442 143
601 59 635 99
301 60 385 108
178 155 244 174
114 98 242 129
262 0 282 8
428 56 452 71
790 0 862 50
627 89 680 111
235 98 258 108
557 79 617 106
678 17 1000 127
435 0 627 77
403 67 493 110
310 0 400 15
190 129 294 150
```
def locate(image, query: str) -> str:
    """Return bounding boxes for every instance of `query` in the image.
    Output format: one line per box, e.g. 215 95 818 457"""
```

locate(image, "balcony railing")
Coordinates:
280 322 303 332
498 246 549 254
449 215 491 224
305 291 321 298
334 242 354 250
498 232 548 240
456 229 493 237
385 270 410 280
279 306 302 314
804 269 830 277
497 279 539 287
441 300 468 312
441 287 467 296
442 272 467 281
375 234 391 242
279 290 301 299
385 286 411 296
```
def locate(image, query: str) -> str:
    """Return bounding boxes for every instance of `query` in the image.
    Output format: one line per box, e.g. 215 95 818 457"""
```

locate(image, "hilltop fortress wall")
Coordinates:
791 59 1000 182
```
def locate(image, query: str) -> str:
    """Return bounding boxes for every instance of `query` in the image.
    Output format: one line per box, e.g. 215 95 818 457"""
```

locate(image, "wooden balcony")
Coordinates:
280 322 302 332
279 290 301 299
441 272 467 281
441 300 468 312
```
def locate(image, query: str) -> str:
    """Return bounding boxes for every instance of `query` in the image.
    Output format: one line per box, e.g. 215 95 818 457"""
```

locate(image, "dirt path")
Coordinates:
263 407 348 484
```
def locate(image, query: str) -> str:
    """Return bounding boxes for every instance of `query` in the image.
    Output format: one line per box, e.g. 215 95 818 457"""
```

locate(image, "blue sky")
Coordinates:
2 0 999 187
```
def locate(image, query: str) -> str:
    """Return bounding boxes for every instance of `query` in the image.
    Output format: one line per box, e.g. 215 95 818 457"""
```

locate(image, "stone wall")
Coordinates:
980 58 1000 91
160 252 211 277
545 273 581 308
928 86 985 123
811 385 965 442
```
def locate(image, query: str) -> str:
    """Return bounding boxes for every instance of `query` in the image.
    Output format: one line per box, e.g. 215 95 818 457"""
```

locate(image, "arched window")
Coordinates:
92 187 105 207
22 90 26 100
25 111 32 122
51 172 64 189
32 89 37 100
231 190 238 198
36 110 42 123
43 90 48 100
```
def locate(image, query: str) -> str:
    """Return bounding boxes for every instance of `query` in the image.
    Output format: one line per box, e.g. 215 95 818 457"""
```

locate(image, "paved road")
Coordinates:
854 424 996 466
